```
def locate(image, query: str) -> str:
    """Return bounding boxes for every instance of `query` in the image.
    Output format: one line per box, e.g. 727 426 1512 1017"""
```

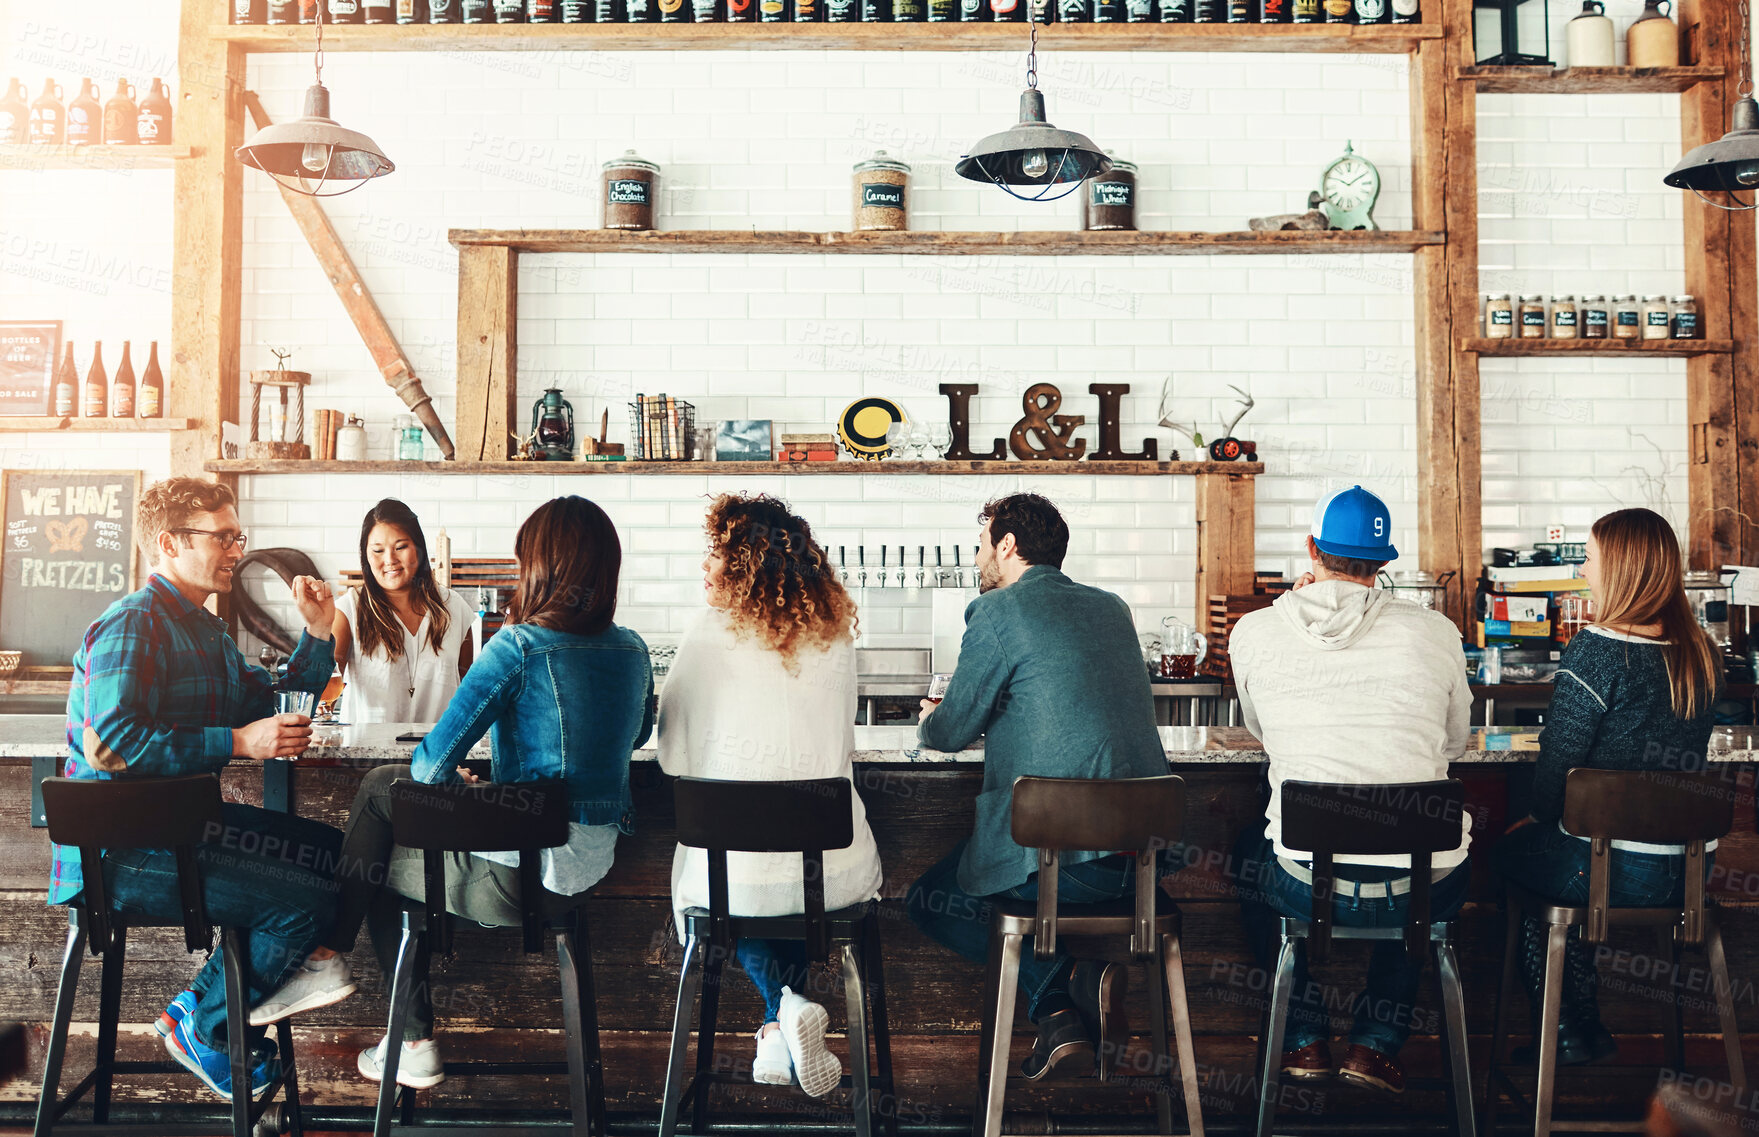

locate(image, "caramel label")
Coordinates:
862 184 904 209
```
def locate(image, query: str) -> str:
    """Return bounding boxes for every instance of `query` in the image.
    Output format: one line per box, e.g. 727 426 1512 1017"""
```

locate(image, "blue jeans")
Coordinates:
101 803 343 1049
907 839 1151 1020
1493 819 1708 1032
1234 831 1470 1058
735 938 812 1024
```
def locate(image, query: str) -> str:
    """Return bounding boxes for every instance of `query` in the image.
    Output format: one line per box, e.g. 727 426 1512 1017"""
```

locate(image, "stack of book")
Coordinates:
779 432 838 462
631 395 695 461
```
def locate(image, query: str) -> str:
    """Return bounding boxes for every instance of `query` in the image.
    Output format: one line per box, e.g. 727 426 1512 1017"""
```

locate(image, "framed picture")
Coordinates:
715 419 774 462
0 321 62 417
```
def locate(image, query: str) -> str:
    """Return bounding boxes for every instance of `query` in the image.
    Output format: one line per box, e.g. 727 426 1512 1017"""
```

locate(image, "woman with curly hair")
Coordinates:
658 493 882 1098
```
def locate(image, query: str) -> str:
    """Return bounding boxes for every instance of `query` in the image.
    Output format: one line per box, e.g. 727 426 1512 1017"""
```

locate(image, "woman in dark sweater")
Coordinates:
1494 507 1720 1065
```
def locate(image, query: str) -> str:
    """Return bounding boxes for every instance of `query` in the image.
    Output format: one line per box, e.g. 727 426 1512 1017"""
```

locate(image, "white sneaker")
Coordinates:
249 954 357 1026
778 987 841 1099
753 1026 794 1087
357 1036 446 1089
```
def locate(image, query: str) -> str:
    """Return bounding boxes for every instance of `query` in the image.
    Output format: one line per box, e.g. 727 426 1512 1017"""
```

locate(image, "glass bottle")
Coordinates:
0 79 28 143
102 79 137 146
1550 294 1578 339
1670 294 1698 339
66 79 101 146
1613 294 1641 339
1484 293 1514 338
53 342 76 418
137 79 173 146
1580 294 1609 339
29 79 64 145
138 341 164 418
1641 294 1670 340
1518 294 1547 339
111 341 136 418
82 342 107 418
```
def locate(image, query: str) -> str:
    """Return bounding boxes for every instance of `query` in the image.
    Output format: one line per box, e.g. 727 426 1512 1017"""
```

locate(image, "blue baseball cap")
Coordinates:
1310 485 1398 561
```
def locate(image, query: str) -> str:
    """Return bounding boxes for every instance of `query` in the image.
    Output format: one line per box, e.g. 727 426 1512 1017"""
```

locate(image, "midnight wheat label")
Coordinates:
862 184 904 209
608 179 651 205
1090 180 1134 207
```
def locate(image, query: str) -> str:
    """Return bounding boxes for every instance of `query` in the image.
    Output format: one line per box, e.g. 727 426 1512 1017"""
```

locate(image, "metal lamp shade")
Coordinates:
236 83 394 196
955 89 1112 189
1665 96 1759 200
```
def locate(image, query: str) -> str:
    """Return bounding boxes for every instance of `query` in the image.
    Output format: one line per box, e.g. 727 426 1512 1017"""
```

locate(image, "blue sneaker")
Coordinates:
154 989 197 1038
164 1017 281 1100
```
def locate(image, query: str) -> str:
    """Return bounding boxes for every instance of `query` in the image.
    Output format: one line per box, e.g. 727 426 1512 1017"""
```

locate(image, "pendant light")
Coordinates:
1662 0 1759 210
235 5 393 198
955 16 1111 202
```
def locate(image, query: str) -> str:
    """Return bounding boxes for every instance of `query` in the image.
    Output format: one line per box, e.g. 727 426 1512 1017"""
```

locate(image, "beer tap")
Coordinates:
935 545 947 588
880 545 889 589
952 545 963 589
917 546 926 589
857 545 867 590
898 546 907 590
838 545 849 586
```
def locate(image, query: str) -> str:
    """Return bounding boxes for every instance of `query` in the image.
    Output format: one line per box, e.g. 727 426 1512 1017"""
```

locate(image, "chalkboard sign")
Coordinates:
1 470 140 667
0 321 61 417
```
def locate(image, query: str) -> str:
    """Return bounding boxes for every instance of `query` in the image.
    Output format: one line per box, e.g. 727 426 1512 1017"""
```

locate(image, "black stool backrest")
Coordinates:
42 774 224 955
1561 767 1734 945
389 778 570 954
1280 778 1466 963
672 776 855 961
1010 775 1186 960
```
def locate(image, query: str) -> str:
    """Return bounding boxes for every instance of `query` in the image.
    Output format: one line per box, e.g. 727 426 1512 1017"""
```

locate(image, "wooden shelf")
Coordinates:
206 458 1263 476
213 20 1439 52
449 228 1445 256
0 417 197 432
0 144 196 171
1462 337 1736 357
1458 65 1722 93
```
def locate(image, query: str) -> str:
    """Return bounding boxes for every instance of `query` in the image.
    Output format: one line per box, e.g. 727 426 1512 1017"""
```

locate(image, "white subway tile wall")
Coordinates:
2 0 1732 653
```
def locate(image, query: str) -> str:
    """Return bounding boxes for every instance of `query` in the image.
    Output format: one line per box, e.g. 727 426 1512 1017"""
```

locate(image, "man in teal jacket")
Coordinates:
906 493 1169 1080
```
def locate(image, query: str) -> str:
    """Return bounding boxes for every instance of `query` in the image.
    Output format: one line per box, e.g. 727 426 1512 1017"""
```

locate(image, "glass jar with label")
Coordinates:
601 149 659 231
1518 294 1547 338
1082 154 1137 231
1580 294 1610 339
1484 293 1514 338
1550 295 1578 339
853 152 910 231
1670 294 1699 339
1613 294 1641 339
1641 294 1671 339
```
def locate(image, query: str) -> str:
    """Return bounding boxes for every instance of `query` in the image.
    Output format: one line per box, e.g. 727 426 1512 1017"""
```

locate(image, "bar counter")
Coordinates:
0 714 1754 1130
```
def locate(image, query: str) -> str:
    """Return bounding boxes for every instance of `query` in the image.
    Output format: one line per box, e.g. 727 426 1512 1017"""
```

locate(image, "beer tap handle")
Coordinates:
953 544 963 589
838 545 848 585
880 545 888 588
858 545 866 590
917 545 926 589
899 546 906 588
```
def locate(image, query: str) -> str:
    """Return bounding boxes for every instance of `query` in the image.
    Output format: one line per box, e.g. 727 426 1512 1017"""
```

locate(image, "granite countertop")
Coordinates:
4 715 1755 764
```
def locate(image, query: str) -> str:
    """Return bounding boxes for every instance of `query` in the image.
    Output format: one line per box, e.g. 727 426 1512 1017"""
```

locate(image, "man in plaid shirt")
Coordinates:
56 477 353 1099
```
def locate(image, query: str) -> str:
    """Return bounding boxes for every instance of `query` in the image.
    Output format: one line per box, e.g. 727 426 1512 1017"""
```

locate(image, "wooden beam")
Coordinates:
1411 0 1481 628
242 92 455 460
205 458 1266 477
1456 65 1722 93
454 246 519 462
1193 471 1257 626
1462 337 1734 356
1678 0 1755 567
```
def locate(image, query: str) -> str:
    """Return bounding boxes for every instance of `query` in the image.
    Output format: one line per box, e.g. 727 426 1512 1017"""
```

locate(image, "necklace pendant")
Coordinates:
408 686 415 696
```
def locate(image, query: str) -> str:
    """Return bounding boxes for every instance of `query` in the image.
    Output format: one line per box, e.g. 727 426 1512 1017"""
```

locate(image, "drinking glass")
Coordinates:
1557 594 1594 644
929 424 951 459
1158 618 1208 680
927 673 953 703
909 426 930 458
276 689 316 719
884 421 910 459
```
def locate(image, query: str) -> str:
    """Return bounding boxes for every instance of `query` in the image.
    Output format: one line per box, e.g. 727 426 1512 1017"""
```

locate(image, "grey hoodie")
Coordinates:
1230 578 1473 867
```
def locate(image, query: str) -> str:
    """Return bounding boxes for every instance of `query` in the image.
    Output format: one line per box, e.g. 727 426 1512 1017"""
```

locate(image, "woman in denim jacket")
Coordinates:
255 496 653 1087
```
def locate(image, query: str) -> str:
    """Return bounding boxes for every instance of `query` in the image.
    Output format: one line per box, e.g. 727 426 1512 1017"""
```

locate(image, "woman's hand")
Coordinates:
290 576 337 640
1292 571 1317 591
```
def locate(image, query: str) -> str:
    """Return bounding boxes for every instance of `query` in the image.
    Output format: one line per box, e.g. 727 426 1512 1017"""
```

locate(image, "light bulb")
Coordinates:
1020 149 1048 178
1736 161 1759 187
301 142 331 175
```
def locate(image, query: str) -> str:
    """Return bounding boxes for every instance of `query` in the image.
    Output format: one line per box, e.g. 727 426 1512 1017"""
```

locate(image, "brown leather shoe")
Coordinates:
1279 1039 1334 1080
1336 1043 1405 1094
1069 960 1129 1078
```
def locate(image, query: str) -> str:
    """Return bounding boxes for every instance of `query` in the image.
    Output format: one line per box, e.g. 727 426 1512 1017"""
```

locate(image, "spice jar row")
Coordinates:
234 0 1415 22
1482 293 1699 341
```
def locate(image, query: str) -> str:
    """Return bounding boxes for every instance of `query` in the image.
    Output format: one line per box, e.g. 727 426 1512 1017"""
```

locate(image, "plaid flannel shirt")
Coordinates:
49 573 334 905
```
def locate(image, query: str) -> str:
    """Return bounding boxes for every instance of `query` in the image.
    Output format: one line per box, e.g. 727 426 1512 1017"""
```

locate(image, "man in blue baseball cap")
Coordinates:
1226 484 1472 1095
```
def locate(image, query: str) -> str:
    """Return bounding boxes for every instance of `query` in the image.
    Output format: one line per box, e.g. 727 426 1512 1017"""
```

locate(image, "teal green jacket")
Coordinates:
917 564 1167 895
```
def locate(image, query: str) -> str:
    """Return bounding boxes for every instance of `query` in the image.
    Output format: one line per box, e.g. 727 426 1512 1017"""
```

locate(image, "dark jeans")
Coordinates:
1233 830 1470 1058
102 802 343 1049
736 938 812 1024
906 839 1153 1021
1493 819 1707 1034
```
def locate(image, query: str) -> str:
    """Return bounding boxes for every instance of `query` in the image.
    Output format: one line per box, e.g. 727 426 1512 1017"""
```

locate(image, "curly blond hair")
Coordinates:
137 477 236 559
705 493 857 668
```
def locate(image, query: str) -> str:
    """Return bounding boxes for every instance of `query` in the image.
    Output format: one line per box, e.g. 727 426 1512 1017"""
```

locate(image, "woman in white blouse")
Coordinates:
331 499 474 723
658 493 883 1099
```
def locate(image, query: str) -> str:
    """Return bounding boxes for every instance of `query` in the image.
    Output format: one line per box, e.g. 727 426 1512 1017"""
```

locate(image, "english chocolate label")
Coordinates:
862 183 904 209
608 179 651 205
1090 180 1134 207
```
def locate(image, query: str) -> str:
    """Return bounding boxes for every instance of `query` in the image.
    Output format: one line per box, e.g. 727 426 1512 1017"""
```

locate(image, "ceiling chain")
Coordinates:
1739 0 1751 98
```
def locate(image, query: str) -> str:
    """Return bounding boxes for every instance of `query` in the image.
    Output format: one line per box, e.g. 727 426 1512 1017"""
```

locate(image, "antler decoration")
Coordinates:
1156 376 1201 445
1221 384 1255 437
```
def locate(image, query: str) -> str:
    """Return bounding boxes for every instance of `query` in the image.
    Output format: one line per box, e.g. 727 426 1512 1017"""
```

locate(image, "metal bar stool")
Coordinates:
373 778 608 1137
1483 767 1745 1137
658 776 895 1137
1253 779 1475 1137
973 775 1205 1137
35 774 302 1137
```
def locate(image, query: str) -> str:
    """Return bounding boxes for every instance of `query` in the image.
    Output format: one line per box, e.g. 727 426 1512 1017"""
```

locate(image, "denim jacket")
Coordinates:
917 565 1166 895
411 621 654 833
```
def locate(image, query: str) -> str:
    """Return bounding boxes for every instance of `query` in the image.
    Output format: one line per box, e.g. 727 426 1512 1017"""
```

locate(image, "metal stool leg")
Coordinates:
1164 932 1206 1137
564 911 609 1137
557 925 593 1137
976 932 1023 1137
33 914 88 1137
971 922 1005 1137
222 928 253 1137
1706 919 1746 1100
1658 927 1686 1072
863 914 898 1137
1481 899 1521 1137
92 923 126 1124
842 941 873 1137
658 935 706 1137
1435 935 1476 1137
1253 931 1298 1137
1532 922 1569 1137
374 919 423 1137
691 936 726 1134
1146 947 1174 1132
275 1018 303 1137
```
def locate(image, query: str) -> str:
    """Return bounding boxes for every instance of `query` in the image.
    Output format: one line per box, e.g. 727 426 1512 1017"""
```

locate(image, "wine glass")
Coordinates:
884 421 910 459
929 424 952 459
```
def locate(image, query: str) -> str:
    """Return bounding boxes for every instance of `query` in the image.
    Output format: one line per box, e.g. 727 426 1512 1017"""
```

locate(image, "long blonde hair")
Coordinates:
1589 508 1719 721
